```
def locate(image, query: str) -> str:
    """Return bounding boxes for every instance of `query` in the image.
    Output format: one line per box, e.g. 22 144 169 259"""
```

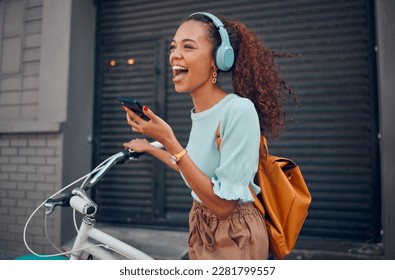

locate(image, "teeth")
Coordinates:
172 65 187 71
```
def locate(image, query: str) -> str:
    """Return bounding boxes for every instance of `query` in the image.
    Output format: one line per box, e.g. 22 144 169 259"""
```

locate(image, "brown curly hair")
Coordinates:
185 13 298 139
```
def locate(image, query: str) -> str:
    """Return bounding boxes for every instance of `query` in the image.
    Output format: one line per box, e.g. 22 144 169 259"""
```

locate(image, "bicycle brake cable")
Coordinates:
23 153 121 258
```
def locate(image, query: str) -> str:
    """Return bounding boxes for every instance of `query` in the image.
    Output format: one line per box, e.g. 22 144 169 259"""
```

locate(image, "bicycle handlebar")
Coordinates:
44 141 164 216
85 141 164 189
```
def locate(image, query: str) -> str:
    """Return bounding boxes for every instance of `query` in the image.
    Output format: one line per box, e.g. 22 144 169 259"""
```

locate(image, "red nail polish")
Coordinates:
143 106 148 112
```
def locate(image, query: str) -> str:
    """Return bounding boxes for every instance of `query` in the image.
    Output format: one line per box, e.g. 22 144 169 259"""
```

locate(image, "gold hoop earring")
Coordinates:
212 66 217 84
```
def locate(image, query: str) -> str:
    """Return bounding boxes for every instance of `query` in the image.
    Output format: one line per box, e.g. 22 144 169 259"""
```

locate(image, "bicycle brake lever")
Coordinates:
117 149 142 163
44 193 73 216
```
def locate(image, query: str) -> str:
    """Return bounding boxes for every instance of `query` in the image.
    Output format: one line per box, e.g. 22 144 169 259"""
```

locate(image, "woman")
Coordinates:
122 12 296 260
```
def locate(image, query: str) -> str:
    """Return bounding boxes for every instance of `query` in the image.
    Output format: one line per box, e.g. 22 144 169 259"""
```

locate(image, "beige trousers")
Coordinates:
188 200 269 260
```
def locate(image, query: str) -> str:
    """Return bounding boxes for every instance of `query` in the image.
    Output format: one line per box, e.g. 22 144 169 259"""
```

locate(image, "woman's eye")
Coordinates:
169 44 193 52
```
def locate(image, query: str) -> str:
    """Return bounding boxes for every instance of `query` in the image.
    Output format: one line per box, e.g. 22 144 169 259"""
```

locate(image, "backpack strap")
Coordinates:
215 125 265 215
216 124 222 150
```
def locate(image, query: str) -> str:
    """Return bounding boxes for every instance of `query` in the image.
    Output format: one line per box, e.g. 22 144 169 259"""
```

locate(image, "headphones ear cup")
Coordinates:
188 12 235 71
215 44 235 71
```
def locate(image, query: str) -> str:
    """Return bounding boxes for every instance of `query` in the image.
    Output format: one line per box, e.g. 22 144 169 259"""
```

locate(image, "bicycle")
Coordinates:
23 142 165 260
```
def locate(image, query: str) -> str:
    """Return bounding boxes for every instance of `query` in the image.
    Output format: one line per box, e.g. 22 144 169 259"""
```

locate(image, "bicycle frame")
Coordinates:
68 195 153 260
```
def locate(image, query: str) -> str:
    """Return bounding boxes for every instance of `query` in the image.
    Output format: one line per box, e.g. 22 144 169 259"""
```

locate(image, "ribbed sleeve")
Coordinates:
211 98 260 202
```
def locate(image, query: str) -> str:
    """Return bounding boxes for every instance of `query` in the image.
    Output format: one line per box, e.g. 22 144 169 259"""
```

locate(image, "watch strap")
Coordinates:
174 149 187 160
171 149 188 163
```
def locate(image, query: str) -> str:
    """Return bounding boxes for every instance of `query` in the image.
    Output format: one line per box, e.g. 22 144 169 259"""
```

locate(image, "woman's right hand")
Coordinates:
122 105 182 154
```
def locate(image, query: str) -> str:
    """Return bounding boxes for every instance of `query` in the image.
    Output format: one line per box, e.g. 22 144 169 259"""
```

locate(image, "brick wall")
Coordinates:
0 0 96 258
0 0 64 257
0 132 62 256
0 0 97 258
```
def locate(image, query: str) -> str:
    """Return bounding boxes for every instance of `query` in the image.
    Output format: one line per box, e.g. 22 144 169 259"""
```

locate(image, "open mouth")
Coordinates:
172 65 188 80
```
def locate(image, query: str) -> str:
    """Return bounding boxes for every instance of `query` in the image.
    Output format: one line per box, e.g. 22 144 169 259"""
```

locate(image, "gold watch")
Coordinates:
169 149 188 164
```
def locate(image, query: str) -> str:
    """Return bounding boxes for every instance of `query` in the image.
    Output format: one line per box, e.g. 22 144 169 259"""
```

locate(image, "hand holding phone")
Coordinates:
118 97 150 121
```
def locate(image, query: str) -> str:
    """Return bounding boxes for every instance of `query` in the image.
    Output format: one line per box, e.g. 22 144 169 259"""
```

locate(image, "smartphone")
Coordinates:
118 97 150 121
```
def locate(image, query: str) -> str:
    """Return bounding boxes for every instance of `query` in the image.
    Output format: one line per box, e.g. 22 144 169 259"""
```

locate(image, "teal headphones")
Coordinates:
188 12 235 71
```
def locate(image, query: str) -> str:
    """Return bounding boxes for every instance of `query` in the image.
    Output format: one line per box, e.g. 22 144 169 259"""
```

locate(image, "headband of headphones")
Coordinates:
188 12 235 71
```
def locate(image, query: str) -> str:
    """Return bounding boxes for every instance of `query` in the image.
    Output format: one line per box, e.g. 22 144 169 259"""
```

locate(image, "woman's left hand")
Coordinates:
122 138 151 153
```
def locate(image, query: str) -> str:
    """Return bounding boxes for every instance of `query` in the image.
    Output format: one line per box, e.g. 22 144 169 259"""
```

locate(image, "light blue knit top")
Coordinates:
182 93 261 203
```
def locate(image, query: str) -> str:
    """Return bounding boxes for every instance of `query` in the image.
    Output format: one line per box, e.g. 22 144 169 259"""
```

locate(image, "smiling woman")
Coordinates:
169 20 217 95
122 12 297 260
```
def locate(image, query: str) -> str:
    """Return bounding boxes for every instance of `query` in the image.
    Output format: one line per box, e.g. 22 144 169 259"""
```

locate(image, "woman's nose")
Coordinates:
169 47 182 61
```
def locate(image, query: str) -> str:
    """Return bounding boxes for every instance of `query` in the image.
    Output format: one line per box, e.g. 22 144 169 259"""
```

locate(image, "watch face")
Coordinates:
169 155 177 164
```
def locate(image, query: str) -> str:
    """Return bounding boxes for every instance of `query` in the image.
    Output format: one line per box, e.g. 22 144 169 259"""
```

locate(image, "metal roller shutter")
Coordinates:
94 0 379 242
94 39 158 222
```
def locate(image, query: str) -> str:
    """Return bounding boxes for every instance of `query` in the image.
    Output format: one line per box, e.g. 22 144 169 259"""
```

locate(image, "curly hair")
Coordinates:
185 14 298 139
